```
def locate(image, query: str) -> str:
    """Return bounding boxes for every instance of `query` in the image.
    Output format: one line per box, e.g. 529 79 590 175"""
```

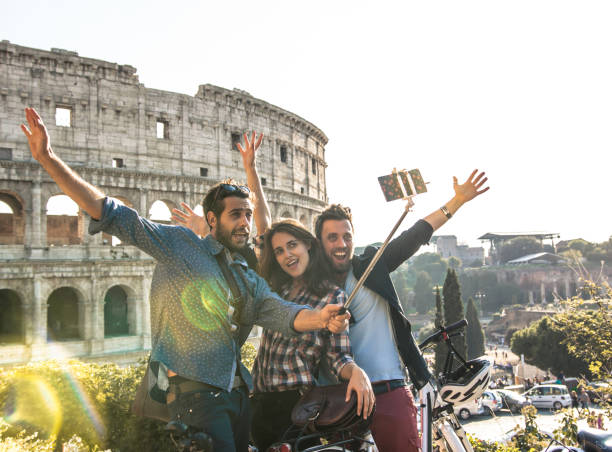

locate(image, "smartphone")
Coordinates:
378 169 426 201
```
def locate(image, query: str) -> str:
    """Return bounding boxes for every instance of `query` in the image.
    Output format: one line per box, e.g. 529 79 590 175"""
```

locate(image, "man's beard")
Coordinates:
326 248 352 278
216 222 249 253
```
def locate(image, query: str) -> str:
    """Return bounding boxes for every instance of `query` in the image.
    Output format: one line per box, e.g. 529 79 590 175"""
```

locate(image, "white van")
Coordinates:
522 384 571 410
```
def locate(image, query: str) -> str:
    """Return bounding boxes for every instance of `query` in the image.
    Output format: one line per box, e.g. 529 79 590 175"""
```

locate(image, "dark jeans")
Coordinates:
251 390 302 451
168 385 250 452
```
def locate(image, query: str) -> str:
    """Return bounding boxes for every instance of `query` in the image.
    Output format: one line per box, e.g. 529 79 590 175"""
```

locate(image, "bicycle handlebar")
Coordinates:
418 319 468 350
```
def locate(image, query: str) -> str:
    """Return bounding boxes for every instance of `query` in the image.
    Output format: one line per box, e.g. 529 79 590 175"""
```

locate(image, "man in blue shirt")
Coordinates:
314 171 489 452
21 107 348 452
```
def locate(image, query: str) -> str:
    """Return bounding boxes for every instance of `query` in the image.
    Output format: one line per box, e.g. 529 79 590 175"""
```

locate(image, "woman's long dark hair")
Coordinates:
259 219 333 298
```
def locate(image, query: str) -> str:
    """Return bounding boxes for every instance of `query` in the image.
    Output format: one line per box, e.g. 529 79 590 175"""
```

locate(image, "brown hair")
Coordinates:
314 204 354 241
202 178 253 226
259 219 332 297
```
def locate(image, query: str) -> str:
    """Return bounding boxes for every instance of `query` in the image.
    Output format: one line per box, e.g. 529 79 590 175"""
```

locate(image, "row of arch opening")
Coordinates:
0 285 136 344
0 191 201 246
1 191 313 246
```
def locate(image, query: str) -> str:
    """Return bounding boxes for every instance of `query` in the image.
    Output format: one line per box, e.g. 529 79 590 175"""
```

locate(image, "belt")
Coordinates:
168 375 244 395
372 379 407 396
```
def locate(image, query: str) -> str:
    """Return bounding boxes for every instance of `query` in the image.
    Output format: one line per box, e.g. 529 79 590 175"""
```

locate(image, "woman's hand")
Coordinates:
172 202 208 237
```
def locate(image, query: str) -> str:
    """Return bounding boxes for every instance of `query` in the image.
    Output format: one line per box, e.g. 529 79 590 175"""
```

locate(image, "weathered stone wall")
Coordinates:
0 41 329 365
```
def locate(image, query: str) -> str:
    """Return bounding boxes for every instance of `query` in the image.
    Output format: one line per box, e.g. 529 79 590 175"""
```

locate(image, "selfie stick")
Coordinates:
341 197 414 312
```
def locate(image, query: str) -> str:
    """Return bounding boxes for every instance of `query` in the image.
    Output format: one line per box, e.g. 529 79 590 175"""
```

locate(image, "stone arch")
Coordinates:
46 194 83 245
103 285 132 337
298 214 308 229
0 191 25 245
148 199 177 224
279 210 292 221
46 286 84 341
0 289 25 344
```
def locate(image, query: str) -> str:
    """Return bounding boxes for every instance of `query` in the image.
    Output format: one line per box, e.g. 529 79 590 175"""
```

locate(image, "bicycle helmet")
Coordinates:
439 357 492 405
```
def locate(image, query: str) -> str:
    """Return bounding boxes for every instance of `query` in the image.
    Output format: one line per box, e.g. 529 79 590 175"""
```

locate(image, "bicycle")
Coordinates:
417 319 493 452
165 420 214 452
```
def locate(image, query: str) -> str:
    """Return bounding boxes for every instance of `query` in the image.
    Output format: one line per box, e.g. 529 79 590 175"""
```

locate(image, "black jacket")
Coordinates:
351 219 434 389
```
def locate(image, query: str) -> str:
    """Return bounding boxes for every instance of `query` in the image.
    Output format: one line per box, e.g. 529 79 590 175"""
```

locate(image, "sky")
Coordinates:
3 0 612 248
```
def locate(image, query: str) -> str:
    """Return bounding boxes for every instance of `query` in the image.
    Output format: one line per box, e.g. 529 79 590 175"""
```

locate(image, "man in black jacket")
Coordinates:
314 170 489 452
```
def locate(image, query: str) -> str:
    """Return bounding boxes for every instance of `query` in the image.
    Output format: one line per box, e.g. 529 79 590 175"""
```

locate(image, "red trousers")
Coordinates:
371 386 420 452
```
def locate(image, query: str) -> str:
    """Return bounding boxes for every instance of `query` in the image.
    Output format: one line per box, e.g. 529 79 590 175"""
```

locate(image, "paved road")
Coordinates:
461 408 608 443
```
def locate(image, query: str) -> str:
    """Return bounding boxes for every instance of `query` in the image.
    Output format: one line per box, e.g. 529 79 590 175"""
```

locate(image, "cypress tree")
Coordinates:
442 268 467 366
465 297 486 359
433 286 446 376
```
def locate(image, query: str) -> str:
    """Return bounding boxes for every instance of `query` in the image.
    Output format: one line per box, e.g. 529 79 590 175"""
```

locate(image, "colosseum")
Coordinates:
0 40 329 365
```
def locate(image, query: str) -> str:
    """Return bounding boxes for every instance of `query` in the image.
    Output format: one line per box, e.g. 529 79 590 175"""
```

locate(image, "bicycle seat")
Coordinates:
165 420 189 434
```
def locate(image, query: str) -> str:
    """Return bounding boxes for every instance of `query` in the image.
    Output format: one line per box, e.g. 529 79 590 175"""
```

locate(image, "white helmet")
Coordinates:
439 357 492 405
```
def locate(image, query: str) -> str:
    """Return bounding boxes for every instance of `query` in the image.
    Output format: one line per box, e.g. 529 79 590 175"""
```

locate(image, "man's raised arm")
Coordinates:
21 108 105 220
423 169 489 232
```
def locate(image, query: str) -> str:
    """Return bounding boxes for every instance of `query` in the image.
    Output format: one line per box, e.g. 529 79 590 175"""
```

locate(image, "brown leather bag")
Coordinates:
291 383 374 433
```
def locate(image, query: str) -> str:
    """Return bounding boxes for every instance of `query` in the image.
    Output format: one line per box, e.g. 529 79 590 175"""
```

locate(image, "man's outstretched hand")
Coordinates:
323 304 351 333
21 108 51 162
453 169 489 205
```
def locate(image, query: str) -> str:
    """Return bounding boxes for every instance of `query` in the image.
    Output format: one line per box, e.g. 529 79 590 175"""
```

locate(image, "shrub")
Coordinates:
1 347 261 451
468 434 519 452
0 360 173 451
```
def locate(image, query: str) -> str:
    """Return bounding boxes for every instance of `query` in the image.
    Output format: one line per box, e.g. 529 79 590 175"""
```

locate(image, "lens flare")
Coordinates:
180 277 231 332
2 363 106 444
4 375 62 438
61 363 106 440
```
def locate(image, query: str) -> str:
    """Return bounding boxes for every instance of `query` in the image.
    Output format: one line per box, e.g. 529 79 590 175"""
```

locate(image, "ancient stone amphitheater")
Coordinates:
0 41 328 365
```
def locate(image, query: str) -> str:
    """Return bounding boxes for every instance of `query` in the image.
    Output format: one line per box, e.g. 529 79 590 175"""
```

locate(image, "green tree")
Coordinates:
413 271 434 314
465 297 486 359
448 256 462 270
411 252 448 286
510 316 590 377
499 237 543 263
557 238 595 255
433 286 446 376
442 268 467 365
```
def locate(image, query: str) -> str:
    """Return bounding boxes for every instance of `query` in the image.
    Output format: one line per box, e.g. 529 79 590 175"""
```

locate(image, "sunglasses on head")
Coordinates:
211 183 250 209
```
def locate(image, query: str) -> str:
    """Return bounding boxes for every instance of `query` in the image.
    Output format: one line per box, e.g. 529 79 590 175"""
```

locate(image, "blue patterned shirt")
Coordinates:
89 197 308 392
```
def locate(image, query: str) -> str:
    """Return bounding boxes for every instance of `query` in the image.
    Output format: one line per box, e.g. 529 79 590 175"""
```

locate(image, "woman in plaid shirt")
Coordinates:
250 219 375 451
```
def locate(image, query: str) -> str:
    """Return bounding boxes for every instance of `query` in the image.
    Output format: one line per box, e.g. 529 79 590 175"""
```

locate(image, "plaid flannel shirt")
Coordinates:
252 284 354 393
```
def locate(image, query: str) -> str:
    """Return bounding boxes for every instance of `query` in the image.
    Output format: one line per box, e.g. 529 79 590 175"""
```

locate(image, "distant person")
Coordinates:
571 390 579 412
597 413 604 429
555 371 565 384
579 388 590 412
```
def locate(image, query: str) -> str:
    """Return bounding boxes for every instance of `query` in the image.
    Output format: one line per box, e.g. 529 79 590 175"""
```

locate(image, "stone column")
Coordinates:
29 181 43 247
565 279 571 299
540 282 546 304
30 274 47 360
89 273 104 354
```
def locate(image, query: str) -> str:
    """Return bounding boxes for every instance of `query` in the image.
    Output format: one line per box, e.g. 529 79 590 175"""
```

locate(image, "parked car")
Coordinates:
586 381 611 405
522 384 571 410
481 390 503 415
544 378 611 405
494 389 532 413
543 377 580 393
454 398 485 420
